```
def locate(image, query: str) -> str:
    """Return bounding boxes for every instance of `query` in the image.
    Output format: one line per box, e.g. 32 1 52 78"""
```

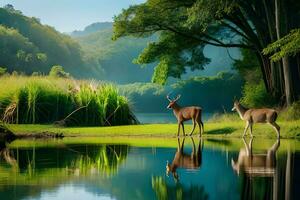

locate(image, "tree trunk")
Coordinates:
275 0 293 106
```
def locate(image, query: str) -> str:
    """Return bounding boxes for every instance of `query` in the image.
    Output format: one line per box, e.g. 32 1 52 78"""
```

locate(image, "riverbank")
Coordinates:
7 120 300 139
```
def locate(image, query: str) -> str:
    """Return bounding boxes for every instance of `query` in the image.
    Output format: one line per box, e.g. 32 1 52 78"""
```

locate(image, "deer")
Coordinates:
231 138 280 176
231 101 280 138
166 93 204 137
166 137 203 182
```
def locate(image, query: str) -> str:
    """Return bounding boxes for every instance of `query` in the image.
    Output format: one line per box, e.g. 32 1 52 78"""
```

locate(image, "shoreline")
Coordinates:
5 120 300 139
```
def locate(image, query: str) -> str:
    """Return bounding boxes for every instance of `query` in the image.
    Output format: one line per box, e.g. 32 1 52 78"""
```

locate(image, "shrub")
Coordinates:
49 65 70 78
241 81 276 108
280 101 300 121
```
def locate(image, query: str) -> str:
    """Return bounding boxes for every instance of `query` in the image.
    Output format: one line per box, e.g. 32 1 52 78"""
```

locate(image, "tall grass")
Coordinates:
0 75 137 126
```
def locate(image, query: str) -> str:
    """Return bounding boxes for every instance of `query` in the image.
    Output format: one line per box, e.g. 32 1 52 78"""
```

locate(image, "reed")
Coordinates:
0 75 137 126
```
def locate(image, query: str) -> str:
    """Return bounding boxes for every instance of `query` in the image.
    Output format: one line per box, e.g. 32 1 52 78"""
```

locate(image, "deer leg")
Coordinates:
249 123 253 138
270 122 280 139
189 119 196 136
191 137 196 155
177 122 181 137
200 121 204 135
243 121 250 137
181 122 185 136
196 120 202 137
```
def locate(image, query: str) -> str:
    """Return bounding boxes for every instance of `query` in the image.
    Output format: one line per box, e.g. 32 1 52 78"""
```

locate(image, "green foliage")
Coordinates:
0 67 6 76
113 0 255 85
113 1 217 84
0 76 136 126
119 72 243 112
233 48 273 108
263 29 300 61
280 101 300 121
233 49 261 84
49 65 70 78
241 81 276 108
0 6 103 78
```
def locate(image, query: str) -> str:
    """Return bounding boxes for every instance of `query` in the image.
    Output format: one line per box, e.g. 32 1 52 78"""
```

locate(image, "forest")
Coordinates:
113 0 300 108
1 1 300 199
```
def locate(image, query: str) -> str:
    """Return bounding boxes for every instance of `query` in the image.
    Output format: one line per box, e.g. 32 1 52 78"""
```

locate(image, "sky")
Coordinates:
0 0 145 33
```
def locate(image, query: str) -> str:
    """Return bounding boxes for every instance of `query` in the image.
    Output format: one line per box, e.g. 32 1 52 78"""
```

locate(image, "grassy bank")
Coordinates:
7 120 300 139
0 75 137 126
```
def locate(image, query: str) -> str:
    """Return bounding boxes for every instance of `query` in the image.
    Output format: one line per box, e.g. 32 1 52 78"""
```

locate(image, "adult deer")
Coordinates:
231 101 280 138
166 137 203 182
231 138 280 175
166 94 204 137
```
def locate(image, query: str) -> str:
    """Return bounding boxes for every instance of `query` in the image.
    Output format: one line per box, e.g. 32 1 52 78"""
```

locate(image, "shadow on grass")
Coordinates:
206 127 236 135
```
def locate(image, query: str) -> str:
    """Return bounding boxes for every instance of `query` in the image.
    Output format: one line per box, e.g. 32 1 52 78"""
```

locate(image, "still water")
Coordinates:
0 137 299 200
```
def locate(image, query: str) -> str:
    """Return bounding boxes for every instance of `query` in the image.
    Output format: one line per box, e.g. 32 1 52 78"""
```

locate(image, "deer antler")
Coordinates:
174 94 181 101
166 92 172 102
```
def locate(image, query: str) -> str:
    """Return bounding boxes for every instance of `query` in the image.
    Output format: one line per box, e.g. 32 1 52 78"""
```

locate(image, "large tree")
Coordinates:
113 0 300 106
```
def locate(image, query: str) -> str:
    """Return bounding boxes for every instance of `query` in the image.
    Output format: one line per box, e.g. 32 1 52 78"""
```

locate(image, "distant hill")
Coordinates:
71 22 240 84
71 22 113 37
71 22 156 83
0 5 103 78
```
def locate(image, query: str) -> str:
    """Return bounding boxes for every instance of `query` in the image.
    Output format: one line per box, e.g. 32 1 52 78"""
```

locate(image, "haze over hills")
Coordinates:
0 3 240 86
71 22 240 84
0 5 103 78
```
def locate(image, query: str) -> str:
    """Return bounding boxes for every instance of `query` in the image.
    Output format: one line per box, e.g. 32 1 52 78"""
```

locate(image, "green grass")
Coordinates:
7 120 300 139
0 75 136 126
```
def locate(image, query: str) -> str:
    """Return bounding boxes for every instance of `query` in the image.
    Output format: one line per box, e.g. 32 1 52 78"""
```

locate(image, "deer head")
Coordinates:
231 100 239 111
166 93 181 109
166 161 179 182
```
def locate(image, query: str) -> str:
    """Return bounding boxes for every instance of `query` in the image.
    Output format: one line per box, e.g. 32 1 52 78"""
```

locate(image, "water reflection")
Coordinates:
231 138 280 176
166 137 203 182
231 138 295 200
153 137 207 200
0 138 299 200
0 142 129 200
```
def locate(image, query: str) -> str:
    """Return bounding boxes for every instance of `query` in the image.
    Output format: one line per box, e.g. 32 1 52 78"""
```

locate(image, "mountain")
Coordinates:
71 22 113 37
71 22 156 83
0 5 103 78
71 22 240 84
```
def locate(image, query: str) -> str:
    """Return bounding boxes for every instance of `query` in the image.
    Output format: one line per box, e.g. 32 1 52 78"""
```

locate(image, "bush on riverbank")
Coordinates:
279 101 300 121
0 76 137 126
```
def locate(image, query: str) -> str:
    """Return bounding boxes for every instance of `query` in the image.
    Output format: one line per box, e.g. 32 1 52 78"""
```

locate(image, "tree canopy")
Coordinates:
113 0 300 106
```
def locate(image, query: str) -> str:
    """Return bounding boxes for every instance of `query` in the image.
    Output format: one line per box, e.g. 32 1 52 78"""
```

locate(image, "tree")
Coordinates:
113 0 300 106
49 65 70 78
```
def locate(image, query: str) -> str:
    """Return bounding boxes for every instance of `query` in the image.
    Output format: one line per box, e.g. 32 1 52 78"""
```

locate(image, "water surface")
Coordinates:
0 138 299 200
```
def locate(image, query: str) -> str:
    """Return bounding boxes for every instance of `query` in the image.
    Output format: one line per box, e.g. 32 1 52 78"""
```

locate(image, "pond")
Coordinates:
0 137 299 200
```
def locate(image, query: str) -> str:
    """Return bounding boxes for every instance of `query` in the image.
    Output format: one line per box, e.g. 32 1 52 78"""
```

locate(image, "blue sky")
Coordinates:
0 0 145 32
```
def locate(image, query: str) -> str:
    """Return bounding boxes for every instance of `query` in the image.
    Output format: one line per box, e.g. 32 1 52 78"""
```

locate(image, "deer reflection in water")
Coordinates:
166 137 203 182
231 138 280 176
231 138 285 200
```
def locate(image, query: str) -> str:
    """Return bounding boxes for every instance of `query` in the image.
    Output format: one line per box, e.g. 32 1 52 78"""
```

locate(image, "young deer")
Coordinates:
166 137 203 182
232 101 280 138
167 94 204 137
